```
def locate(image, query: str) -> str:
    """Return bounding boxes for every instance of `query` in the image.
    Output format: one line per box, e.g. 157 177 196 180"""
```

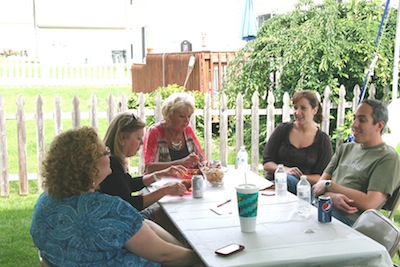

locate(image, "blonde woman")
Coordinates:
144 92 206 173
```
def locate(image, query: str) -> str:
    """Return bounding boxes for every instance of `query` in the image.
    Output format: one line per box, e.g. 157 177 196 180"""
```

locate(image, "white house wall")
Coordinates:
2 0 393 64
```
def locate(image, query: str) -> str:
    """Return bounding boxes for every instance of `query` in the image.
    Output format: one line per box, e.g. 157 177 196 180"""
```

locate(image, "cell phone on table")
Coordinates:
215 243 245 256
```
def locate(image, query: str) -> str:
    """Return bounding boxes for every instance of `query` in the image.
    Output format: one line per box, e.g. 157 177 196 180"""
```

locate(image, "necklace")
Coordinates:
163 123 183 150
171 140 183 150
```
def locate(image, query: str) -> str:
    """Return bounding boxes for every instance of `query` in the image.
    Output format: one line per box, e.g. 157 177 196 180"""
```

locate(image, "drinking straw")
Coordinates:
244 171 248 186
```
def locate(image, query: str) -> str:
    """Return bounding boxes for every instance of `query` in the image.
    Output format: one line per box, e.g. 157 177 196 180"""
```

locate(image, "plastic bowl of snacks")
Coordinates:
200 166 225 187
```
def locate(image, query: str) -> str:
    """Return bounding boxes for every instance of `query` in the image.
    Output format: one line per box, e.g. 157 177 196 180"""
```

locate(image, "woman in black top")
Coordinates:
263 90 333 194
100 112 189 245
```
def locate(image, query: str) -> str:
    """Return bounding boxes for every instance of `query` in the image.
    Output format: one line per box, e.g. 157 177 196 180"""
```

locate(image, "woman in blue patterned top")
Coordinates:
30 127 201 266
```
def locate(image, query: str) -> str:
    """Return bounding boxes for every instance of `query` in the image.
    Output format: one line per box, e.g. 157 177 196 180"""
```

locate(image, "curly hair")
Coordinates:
292 90 323 124
42 127 104 199
103 112 145 171
161 92 195 120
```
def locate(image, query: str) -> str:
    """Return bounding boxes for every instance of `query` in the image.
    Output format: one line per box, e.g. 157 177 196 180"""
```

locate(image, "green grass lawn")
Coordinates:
0 180 40 267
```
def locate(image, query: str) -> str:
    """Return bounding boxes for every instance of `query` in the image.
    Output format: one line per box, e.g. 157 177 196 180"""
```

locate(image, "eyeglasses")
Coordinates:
101 146 111 157
123 113 138 128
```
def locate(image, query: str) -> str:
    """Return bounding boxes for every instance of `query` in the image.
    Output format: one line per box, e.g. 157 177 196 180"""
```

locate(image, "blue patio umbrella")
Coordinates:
241 0 257 41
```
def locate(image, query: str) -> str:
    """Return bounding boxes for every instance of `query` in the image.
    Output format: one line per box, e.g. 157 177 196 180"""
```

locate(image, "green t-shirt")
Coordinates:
325 142 400 221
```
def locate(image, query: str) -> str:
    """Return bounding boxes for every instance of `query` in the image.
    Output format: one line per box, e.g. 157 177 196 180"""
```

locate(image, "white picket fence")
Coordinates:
0 59 132 87
0 84 382 196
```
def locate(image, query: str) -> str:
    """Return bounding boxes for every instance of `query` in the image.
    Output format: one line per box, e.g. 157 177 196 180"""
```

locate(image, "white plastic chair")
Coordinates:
352 209 400 258
382 186 400 222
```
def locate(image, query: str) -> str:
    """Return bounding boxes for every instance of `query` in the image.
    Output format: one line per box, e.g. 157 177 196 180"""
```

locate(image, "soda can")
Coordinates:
211 160 221 169
318 196 332 223
192 175 204 198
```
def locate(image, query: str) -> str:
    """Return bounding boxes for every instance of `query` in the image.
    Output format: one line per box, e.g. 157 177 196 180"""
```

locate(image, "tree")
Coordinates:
224 0 397 108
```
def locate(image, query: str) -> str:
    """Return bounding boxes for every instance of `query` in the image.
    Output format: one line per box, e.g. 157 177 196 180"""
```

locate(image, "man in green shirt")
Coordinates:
313 99 400 226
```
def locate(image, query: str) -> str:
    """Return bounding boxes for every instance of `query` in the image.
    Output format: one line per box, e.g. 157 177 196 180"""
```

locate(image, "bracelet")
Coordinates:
152 173 160 182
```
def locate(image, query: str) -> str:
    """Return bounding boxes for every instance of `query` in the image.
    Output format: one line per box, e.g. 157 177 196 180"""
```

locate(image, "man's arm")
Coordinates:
314 176 387 214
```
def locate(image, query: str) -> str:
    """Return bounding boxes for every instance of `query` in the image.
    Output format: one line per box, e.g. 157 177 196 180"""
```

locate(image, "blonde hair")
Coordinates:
42 127 104 199
103 112 145 171
161 92 195 120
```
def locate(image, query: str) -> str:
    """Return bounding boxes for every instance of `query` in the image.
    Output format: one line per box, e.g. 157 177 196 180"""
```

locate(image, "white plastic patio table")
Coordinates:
149 170 393 267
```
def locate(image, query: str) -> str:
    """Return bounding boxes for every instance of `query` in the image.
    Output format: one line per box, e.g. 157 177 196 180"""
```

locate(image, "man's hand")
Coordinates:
331 193 358 214
313 180 327 197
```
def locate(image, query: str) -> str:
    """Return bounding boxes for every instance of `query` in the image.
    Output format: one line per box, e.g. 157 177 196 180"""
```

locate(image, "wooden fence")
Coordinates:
0 59 131 87
0 84 383 197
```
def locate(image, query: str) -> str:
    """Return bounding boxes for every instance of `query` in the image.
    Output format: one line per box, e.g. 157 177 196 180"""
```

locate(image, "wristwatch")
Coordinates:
324 180 332 192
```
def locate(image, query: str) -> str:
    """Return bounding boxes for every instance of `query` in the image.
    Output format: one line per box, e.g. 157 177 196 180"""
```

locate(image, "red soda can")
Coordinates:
211 160 221 169
318 196 332 223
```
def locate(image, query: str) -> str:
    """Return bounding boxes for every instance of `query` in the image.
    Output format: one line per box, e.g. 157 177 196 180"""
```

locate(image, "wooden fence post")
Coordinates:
90 94 98 131
336 85 346 148
235 93 244 164
17 95 28 195
36 95 45 193
54 96 62 135
251 91 260 173
219 93 228 167
107 94 116 124
204 93 212 161
72 95 81 129
120 93 128 113
266 91 275 141
154 93 162 123
282 92 291 123
322 86 331 134
138 93 146 174
0 94 9 196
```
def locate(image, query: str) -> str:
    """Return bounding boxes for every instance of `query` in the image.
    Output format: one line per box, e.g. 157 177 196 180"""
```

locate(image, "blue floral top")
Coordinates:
30 192 160 267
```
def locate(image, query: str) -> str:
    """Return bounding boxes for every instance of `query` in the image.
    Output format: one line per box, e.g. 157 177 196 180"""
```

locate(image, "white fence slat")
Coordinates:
251 91 260 173
0 94 9 196
35 95 45 193
72 95 81 129
219 93 228 167
17 95 28 195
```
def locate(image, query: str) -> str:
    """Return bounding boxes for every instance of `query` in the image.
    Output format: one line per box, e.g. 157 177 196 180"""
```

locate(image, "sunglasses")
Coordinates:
122 113 138 128
101 146 111 157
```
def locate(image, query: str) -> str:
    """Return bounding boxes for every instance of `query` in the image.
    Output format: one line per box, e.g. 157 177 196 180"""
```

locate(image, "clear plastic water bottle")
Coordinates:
297 175 311 218
236 145 248 172
274 164 287 198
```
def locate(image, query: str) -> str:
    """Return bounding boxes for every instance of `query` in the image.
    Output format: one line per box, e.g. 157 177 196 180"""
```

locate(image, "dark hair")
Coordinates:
361 99 388 134
103 112 146 170
292 90 323 123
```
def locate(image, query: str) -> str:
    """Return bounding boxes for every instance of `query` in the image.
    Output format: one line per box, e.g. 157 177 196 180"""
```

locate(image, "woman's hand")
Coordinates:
181 153 200 168
159 165 187 178
163 182 187 196
284 166 303 178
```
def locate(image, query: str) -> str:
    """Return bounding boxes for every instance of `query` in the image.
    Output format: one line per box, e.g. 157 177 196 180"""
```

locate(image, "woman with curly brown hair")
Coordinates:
30 127 201 267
